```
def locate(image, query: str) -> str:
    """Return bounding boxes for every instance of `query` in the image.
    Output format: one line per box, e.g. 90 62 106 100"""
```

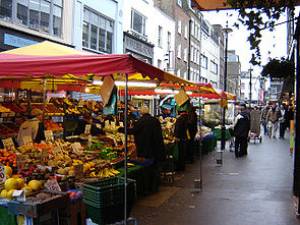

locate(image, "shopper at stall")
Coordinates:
119 105 165 194
174 109 189 170
17 108 45 146
187 107 198 163
234 103 250 158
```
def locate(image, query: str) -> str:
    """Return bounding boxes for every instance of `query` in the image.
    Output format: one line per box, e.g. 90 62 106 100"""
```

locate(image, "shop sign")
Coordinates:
124 34 154 59
4 33 37 48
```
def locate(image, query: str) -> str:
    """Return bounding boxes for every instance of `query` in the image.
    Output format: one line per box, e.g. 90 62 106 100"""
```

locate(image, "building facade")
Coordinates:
213 24 225 90
240 70 261 103
227 50 241 98
72 0 124 54
200 18 222 87
0 0 72 51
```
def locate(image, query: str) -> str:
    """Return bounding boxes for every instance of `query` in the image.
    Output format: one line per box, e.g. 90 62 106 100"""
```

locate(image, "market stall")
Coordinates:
0 41 191 224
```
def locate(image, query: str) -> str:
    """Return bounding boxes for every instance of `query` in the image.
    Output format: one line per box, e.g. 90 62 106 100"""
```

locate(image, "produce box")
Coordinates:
7 191 68 218
83 177 136 225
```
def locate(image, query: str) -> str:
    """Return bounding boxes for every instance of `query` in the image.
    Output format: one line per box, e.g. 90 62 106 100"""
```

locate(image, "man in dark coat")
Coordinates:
186 107 198 163
174 110 189 170
122 105 165 194
234 103 250 158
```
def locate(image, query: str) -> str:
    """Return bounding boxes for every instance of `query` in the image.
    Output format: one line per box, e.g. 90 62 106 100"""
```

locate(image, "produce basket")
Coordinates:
83 177 136 225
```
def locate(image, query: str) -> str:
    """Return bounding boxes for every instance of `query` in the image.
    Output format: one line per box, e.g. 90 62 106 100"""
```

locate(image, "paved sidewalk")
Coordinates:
132 136 300 225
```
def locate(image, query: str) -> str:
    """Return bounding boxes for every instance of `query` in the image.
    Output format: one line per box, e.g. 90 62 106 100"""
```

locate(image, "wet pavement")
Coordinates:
131 135 300 225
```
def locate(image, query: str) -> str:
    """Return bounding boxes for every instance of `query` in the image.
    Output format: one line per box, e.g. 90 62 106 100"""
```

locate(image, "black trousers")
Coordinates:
235 136 248 157
177 140 187 171
279 122 287 138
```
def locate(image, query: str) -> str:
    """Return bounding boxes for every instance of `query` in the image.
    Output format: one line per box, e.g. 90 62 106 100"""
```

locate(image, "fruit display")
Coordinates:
0 149 17 167
0 105 11 113
0 123 19 138
44 120 63 132
2 103 26 113
29 103 64 116
159 117 176 144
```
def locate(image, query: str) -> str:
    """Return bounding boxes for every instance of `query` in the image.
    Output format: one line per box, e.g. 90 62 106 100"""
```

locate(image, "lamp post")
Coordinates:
220 23 233 154
249 68 253 108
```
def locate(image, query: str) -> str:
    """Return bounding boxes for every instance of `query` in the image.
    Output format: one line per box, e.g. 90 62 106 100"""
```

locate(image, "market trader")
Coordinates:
119 105 165 194
17 108 45 146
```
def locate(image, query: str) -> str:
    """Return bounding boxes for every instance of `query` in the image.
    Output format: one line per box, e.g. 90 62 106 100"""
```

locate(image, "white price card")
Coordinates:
44 130 54 142
0 164 6 184
96 123 102 129
2 138 15 150
84 124 91 134
119 122 124 127
45 179 61 192
22 136 33 146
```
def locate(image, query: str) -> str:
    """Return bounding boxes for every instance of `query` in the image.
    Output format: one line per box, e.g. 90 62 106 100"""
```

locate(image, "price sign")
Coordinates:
96 123 102 129
0 165 6 184
44 130 54 142
2 138 15 150
84 124 91 135
119 122 124 127
22 136 33 146
45 179 61 192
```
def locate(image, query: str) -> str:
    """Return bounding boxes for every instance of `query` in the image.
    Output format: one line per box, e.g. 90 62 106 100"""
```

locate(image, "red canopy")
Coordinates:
0 54 165 80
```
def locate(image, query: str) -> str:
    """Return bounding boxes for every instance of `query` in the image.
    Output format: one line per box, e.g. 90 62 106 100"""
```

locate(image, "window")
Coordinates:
83 8 114 53
210 60 218 74
0 0 12 21
5 0 62 37
177 20 181 34
177 44 181 58
157 59 162 68
167 31 171 50
177 0 182 7
131 9 146 36
158 25 162 47
201 54 208 69
184 48 187 62
184 25 188 39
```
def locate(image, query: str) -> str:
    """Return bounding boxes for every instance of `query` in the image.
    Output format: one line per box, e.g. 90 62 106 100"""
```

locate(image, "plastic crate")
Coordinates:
83 177 136 225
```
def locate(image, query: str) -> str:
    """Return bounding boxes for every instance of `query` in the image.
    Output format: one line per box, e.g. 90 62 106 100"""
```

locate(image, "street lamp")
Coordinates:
249 68 253 108
220 23 233 155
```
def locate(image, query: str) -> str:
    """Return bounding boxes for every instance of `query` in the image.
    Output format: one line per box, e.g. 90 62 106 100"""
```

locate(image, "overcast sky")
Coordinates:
202 8 300 78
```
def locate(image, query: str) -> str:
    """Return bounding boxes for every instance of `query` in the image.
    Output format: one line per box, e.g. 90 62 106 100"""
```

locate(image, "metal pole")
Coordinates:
199 97 203 189
124 73 128 224
221 28 229 152
249 69 252 108
188 19 192 80
42 78 47 122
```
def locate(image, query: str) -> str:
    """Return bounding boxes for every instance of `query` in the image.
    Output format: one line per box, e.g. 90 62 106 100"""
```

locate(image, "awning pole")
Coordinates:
42 78 47 122
124 73 128 224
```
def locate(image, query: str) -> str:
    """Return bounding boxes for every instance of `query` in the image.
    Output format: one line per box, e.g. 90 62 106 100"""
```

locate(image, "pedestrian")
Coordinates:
267 104 281 139
17 108 45 146
119 105 165 194
261 105 269 135
174 109 189 171
234 103 250 158
279 104 288 139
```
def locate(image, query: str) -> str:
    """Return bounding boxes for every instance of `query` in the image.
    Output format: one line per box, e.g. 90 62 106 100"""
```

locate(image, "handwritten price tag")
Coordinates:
44 130 54 142
2 138 15 150
0 165 6 184
45 179 61 192
84 124 91 135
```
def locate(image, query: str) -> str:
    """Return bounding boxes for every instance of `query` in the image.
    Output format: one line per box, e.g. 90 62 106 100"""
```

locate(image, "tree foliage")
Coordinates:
261 57 294 78
227 0 296 66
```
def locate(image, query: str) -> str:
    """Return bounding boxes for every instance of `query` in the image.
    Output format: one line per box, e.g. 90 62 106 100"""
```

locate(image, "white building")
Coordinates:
122 0 175 69
72 0 124 54
240 71 260 103
200 18 221 88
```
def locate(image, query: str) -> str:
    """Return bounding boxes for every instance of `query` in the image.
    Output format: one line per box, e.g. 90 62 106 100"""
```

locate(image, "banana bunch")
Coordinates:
0 105 10 113
98 168 120 178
